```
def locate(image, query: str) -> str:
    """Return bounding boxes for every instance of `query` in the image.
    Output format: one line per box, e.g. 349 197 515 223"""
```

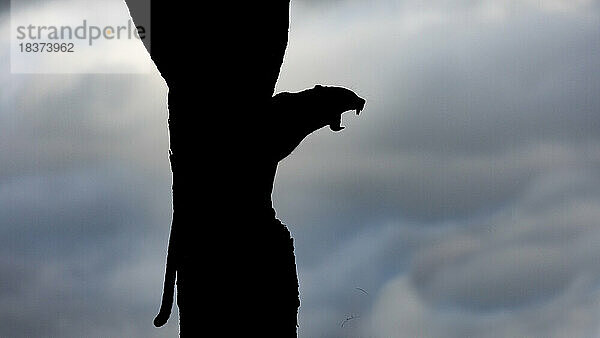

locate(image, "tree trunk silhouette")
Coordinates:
134 2 365 336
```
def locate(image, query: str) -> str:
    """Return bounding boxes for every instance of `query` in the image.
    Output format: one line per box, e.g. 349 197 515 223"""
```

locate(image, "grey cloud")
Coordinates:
306 169 600 338
295 169 600 336
0 169 176 337
0 73 168 179
363 171 600 337
370 15 600 156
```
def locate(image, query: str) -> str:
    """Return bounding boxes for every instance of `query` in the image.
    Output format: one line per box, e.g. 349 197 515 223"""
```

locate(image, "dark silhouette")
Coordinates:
129 2 365 335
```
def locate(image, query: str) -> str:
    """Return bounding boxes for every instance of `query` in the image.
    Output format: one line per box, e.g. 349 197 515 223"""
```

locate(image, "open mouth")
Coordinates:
329 99 366 131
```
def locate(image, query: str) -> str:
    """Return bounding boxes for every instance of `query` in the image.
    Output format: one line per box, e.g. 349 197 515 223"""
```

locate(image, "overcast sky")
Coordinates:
2 0 600 337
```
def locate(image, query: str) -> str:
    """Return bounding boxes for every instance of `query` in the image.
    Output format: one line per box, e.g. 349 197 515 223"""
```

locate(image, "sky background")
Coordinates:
2 0 600 337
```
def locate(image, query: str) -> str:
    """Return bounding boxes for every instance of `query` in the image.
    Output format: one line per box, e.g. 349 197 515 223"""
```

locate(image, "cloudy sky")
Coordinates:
2 0 600 337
